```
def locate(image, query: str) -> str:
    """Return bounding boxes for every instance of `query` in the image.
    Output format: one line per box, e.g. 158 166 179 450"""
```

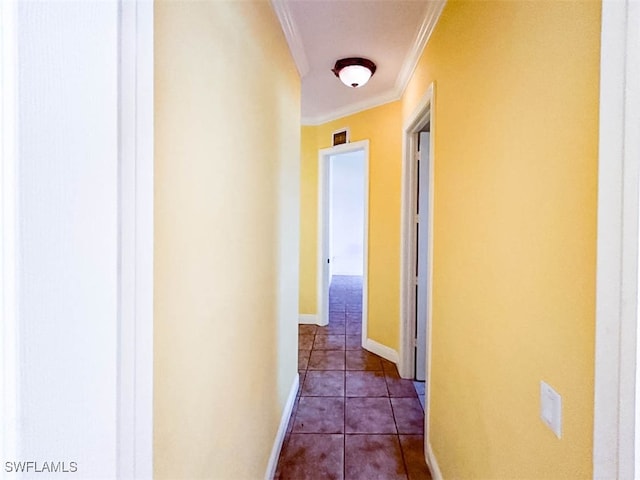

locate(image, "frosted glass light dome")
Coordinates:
332 58 377 89
338 65 373 88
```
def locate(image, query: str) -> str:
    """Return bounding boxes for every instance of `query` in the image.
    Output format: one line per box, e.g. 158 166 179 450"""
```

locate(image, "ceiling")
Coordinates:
271 0 446 125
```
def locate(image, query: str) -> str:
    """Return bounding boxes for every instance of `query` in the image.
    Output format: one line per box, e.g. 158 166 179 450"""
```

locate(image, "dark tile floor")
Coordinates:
276 276 432 480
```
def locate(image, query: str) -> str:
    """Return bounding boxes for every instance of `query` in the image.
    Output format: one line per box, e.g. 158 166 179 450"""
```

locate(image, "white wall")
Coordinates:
330 150 365 276
4 2 127 477
594 1 640 478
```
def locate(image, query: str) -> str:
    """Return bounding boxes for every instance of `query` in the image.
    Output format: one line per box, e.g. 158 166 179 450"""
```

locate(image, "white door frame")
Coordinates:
593 1 640 478
317 140 369 346
399 83 436 472
400 83 435 380
0 2 154 476
117 1 154 477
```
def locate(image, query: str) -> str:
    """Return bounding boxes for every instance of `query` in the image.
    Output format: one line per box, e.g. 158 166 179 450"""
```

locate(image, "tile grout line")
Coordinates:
334 284 348 480
343 329 347 480
386 360 411 479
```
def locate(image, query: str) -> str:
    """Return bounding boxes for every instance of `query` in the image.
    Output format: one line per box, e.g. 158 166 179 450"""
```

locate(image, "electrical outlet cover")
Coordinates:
540 381 562 438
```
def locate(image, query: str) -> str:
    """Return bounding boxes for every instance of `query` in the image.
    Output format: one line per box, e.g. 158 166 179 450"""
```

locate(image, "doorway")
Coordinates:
317 140 369 347
400 85 434 381
415 129 431 382
399 83 435 468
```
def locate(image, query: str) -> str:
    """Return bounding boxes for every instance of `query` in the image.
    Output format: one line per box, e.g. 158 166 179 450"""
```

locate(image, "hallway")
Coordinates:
276 276 432 479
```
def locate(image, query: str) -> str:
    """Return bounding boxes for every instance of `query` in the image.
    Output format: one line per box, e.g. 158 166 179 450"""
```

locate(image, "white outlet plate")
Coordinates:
540 381 562 438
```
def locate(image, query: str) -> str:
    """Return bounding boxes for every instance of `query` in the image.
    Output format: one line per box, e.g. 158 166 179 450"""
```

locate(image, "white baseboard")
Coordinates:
364 338 399 365
264 373 299 480
426 441 443 480
298 314 318 324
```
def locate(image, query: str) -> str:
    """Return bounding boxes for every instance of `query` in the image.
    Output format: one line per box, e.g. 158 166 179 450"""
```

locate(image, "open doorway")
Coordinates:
400 83 436 470
400 85 434 382
415 128 430 383
329 150 365 280
317 140 369 347
328 149 366 338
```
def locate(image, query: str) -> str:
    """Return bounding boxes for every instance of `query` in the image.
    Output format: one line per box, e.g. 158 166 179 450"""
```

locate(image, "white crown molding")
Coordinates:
301 0 446 126
301 87 402 126
395 0 447 94
270 0 310 78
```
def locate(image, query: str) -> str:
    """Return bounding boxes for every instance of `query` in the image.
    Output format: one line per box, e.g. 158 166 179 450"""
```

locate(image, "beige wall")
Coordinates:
154 1 300 478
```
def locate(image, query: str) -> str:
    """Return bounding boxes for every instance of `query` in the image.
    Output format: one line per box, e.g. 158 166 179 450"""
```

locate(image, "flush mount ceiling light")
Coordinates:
331 57 377 88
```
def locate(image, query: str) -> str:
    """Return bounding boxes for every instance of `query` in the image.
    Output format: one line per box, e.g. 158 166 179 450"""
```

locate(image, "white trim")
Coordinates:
426 441 443 480
394 0 446 96
265 373 300 480
302 91 399 126
316 148 330 327
593 1 640 479
317 140 370 334
0 0 19 464
117 1 154 478
269 0 309 78
361 146 370 354
635 0 640 459
133 2 154 477
364 339 399 365
298 314 319 325
400 84 435 380
404 84 436 132
400 84 435 475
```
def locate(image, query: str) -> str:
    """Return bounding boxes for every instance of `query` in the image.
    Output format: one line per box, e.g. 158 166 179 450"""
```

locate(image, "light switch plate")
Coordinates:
540 381 562 438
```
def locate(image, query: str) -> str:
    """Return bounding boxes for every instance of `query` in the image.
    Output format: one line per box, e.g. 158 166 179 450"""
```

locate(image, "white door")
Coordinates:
415 131 430 381
321 154 331 325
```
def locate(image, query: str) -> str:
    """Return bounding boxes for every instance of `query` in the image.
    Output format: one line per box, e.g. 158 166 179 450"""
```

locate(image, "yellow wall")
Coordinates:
299 126 318 314
154 2 300 478
299 102 403 349
403 1 600 478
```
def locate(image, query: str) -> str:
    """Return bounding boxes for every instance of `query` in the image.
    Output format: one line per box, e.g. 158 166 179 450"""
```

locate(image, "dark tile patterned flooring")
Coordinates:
276 276 432 480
